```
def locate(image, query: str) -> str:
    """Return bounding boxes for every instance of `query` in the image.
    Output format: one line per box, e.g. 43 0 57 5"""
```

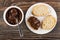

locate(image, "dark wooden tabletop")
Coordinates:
0 0 60 40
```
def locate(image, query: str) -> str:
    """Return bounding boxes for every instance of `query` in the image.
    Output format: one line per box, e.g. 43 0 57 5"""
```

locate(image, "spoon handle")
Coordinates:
16 19 23 37
18 24 23 37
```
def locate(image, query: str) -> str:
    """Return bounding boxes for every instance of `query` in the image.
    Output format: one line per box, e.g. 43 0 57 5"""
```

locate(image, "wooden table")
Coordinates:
0 0 60 40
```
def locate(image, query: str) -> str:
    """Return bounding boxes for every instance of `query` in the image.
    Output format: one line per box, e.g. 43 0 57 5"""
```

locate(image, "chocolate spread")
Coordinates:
28 16 40 30
6 8 22 25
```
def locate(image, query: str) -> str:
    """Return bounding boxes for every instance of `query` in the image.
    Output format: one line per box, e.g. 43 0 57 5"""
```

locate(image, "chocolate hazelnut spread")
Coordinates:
28 16 40 30
6 8 22 25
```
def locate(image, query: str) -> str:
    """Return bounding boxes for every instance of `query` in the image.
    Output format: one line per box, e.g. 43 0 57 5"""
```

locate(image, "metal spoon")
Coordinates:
11 9 23 37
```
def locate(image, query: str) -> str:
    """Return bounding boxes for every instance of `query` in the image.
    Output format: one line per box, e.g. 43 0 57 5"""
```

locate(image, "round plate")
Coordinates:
25 3 57 34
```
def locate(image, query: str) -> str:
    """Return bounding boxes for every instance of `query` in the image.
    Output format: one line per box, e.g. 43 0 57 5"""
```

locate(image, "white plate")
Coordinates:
25 3 57 34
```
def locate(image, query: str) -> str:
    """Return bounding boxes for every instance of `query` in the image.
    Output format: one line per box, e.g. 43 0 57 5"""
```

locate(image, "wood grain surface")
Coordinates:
0 0 60 40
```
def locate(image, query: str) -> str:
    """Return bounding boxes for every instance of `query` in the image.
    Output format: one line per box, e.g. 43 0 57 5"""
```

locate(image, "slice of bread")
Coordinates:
32 4 49 16
42 15 56 30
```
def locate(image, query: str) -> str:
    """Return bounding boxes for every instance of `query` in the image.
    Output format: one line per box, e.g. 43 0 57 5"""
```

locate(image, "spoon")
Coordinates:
12 14 23 37
11 9 23 37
